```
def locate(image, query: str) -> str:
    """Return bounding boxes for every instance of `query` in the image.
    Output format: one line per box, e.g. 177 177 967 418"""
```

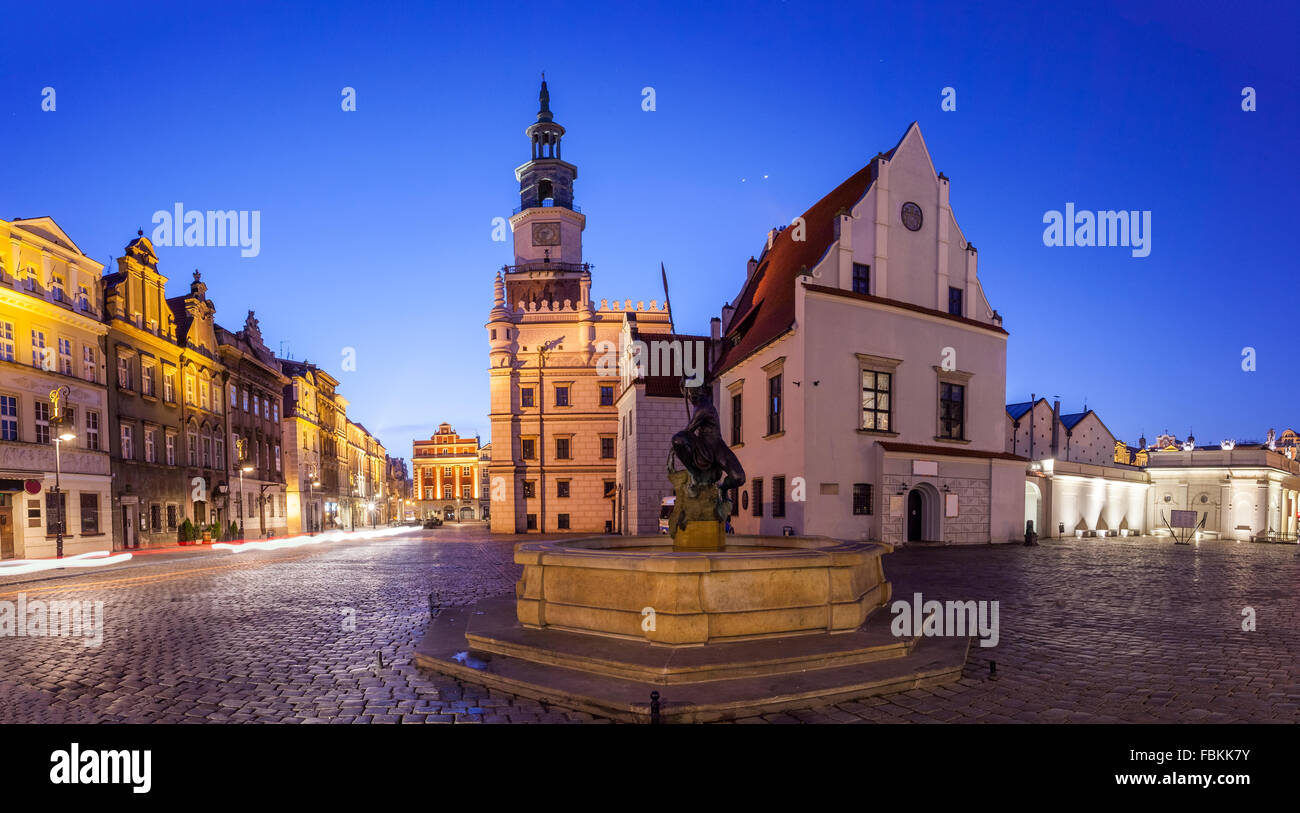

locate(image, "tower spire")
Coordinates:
538 74 552 123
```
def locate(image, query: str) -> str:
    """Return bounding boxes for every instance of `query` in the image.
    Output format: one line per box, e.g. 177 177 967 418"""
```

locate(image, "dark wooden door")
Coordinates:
907 490 923 542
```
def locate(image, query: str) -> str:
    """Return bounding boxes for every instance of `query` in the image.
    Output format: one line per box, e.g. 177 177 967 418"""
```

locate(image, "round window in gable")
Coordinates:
901 202 923 231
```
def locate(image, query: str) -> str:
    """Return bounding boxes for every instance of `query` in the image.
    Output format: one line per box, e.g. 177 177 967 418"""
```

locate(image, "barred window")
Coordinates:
853 483 873 516
772 476 786 518
752 477 764 517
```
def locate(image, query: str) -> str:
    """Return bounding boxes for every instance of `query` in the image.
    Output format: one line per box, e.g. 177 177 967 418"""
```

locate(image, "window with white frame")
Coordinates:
57 338 72 375
120 423 134 459
142 363 155 397
200 379 210 410
31 330 48 369
165 433 176 465
185 374 195 405
187 429 198 466
34 401 51 444
85 410 99 451
163 370 175 402
117 356 132 389
0 321 14 362
212 382 221 413
145 429 156 463
0 394 17 441
82 346 96 382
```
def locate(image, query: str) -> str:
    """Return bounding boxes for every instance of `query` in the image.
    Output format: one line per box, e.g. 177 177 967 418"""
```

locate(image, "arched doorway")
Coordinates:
907 490 924 542
1025 481 1042 536
906 483 942 543
459 506 474 521
443 505 455 521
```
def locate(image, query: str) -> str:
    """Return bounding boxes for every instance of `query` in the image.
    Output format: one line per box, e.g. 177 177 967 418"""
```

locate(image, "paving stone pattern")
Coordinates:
0 529 1295 724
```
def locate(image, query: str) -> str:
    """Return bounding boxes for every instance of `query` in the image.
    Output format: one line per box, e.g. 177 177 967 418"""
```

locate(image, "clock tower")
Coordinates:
506 78 588 310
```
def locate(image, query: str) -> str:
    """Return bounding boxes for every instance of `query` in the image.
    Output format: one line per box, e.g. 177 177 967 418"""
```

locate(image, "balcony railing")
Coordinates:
512 201 581 216
503 261 591 274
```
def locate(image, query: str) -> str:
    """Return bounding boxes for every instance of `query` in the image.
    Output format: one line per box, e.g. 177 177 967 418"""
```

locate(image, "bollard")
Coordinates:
375 650 384 670
649 691 661 725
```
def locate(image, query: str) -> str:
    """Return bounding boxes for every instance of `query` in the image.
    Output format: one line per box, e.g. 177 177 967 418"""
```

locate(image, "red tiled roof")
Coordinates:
713 160 880 376
878 441 1027 462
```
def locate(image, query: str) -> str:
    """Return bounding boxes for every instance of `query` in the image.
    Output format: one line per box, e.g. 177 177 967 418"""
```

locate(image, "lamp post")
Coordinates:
49 387 76 559
307 471 320 534
235 438 252 539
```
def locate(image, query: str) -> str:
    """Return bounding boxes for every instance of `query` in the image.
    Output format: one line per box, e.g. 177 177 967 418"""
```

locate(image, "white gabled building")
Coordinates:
713 123 1025 545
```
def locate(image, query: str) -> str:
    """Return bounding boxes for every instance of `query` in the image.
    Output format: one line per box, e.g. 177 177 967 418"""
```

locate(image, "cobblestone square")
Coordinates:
0 528 1295 723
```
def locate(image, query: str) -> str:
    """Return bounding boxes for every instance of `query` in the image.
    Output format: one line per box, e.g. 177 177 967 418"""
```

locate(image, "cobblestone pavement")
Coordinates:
0 528 1295 723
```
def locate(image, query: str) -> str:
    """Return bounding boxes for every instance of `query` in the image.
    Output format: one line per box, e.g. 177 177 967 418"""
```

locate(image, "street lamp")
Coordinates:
238 462 253 539
49 387 76 559
307 471 320 534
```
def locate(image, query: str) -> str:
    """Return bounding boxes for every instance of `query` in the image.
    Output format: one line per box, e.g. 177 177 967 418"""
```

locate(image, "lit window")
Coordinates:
861 371 891 431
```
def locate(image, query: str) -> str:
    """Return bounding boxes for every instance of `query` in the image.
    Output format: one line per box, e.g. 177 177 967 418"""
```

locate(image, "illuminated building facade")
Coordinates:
413 423 485 521
217 311 288 538
486 80 672 534
0 217 112 558
712 124 1024 545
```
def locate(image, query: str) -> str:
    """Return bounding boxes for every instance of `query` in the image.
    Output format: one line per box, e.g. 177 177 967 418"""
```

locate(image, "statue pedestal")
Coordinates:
672 520 725 551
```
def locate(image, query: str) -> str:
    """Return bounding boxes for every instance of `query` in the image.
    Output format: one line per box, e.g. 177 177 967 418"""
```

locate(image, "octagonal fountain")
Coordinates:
414 383 968 722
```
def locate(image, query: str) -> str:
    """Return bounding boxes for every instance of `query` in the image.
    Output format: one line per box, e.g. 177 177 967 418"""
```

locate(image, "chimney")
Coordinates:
1051 400 1061 458
746 256 759 280
709 317 721 341
720 303 736 334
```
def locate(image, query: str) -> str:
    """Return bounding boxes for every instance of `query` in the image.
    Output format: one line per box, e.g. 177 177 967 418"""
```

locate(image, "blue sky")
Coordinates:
4 0 1297 452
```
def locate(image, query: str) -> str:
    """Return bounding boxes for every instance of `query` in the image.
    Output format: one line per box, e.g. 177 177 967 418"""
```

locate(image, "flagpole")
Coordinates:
660 262 691 422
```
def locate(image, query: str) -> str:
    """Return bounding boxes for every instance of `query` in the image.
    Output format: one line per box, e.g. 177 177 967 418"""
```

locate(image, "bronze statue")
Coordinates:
667 382 745 539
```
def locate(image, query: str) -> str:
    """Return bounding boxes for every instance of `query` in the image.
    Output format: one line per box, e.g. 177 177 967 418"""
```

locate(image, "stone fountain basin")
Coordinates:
514 535 892 646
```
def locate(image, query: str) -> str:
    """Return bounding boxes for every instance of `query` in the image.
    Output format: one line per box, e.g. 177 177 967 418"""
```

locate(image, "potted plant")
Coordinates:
178 518 195 545
227 521 239 541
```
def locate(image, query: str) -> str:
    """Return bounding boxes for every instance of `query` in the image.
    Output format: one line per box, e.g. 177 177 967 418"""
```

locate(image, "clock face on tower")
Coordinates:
531 222 561 246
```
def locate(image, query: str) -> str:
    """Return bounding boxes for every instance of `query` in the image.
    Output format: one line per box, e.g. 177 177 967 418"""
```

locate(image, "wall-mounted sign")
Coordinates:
24 480 42 495
889 495 904 517
912 460 938 476
945 493 959 517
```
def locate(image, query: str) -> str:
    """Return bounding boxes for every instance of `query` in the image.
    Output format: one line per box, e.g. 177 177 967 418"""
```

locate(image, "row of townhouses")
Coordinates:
0 220 410 559
485 81 1300 544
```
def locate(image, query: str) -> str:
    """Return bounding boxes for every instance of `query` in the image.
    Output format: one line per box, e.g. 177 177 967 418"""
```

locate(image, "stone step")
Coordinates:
415 596 969 723
464 595 915 684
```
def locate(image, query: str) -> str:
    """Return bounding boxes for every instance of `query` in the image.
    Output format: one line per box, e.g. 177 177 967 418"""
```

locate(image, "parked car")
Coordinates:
423 517 443 529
